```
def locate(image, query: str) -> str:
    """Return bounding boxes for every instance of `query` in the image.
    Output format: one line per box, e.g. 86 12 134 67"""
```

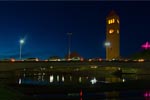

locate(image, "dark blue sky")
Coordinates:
0 1 150 60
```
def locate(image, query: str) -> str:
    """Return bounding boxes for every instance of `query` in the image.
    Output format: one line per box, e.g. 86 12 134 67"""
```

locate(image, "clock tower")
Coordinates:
106 10 120 60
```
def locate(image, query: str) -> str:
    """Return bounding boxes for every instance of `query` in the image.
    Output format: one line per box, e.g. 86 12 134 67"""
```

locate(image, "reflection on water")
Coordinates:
50 75 53 83
144 91 150 100
1 67 150 100
90 77 97 84
17 72 124 85
105 91 119 99
15 67 125 86
15 67 150 86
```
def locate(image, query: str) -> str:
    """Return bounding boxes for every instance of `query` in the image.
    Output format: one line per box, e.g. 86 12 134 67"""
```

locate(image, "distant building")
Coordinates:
48 56 61 61
106 10 120 60
65 52 83 61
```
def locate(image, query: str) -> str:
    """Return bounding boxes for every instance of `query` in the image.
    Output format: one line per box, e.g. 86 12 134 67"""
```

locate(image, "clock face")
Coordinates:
109 29 114 34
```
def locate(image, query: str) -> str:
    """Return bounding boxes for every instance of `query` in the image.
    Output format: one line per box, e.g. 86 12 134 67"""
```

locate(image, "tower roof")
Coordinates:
107 10 118 17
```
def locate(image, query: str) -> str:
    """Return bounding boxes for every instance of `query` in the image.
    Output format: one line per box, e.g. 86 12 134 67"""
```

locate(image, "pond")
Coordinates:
0 66 150 100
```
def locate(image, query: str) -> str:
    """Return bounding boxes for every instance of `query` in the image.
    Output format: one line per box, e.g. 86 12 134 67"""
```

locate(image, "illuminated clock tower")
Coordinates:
106 10 120 60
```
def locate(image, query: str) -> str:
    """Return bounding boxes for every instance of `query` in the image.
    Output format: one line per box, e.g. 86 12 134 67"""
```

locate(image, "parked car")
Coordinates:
0 58 15 62
48 56 61 61
24 58 39 61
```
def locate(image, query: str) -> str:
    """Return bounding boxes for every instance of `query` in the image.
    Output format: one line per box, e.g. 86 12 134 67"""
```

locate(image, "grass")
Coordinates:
0 83 25 100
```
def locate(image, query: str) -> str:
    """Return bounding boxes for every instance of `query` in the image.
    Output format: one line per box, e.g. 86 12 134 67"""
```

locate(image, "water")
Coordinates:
1 66 150 100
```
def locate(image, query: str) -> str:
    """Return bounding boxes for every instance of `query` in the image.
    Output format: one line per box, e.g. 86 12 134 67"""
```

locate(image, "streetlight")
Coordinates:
104 41 110 47
19 39 24 60
104 41 111 60
67 32 72 60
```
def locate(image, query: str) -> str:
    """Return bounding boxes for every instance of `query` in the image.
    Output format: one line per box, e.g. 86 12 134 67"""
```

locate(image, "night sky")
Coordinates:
0 1 150 60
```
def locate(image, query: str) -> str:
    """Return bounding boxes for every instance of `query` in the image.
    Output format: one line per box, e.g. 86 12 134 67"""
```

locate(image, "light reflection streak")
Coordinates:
42 75 44 81
50 75 54 83
43 73 45 76
62 76 64 82
34 73 36 76
70 76 72 81
144 91 150 97
38 73 41 76
23 73 26 77
90 77 97 84
19 78 22 84
79 77 82 83
122 78 125 82
38 75 41 81
19 72 127 85
57 75 59 82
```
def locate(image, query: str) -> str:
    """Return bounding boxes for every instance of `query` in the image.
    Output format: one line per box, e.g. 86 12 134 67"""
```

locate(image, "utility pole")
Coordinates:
67 32 72 60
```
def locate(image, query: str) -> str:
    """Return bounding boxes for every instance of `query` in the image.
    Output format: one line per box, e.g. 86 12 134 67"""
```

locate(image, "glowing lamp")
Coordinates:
105 42 111 47
19 38 25 60
11 58 15 62
144 91 150 97
141 41 150 50
20 39 24 44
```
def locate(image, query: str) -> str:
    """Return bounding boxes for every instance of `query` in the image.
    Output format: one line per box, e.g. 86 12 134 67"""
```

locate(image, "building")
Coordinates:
65 52 83 61
106 10 120 60
48 56 61 61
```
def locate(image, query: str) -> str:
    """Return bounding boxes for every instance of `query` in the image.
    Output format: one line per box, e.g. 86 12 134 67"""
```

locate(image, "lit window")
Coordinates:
117 19 119 24
108 19 115 24
109 29 114 34
110 20 112 23
108 20 110 24
112 19 115 23
117 30 119 34
108 20 111 24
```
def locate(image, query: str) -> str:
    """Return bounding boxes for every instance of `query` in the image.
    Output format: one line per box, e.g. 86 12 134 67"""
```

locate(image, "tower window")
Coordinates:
112 19 115 23
108 19 115 24
117 30 119 34
109 29 114 34
108 20 110 24
117 19 119 24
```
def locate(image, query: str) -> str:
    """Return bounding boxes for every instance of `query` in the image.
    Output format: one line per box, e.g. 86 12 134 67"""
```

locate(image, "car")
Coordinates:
0 58 15 62
24 58 39 61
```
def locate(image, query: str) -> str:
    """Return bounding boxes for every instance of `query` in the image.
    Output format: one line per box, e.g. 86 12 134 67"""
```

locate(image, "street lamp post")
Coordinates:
67 33 72 60
19 39 24 60
104 41 111 60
